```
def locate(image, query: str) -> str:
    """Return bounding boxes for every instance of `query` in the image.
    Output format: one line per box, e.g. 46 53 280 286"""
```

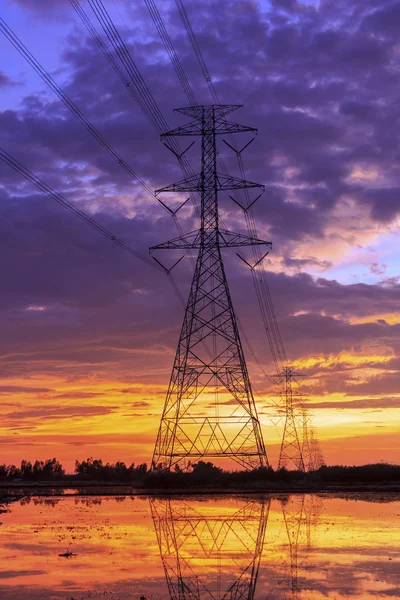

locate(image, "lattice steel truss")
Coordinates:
277 367 305 471
150 498 269 600
151 105 270 471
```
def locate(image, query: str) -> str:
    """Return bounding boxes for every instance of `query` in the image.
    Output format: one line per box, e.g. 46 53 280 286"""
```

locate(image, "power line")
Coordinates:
0 147 161 272
0 16 167 209
0 146 188 308
0 14 193 304
69 0 153 125
87 0 168 134
86 0 192 166
70 0 201 222
144 0 198 107
175 0 219 103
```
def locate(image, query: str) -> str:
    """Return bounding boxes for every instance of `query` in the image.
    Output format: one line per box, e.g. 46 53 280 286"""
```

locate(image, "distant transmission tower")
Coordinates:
307 427 325 471
151 105 271 471
277 366 305 471
301 406 312 472
301 408 325 472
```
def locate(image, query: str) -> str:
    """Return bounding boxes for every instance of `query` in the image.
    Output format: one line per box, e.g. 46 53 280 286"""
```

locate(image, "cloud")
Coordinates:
10 0 72 16
4 405 118 421
307 397 400 410
0 386 53 394
1 0 400 466
0 71 20 88
0 570 47 579
53 391 106 399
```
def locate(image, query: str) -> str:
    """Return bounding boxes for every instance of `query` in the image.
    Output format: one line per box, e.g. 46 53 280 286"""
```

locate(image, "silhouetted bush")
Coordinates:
315 463 400 484
143 462 400 489
0 458 65 480
74 457 147 482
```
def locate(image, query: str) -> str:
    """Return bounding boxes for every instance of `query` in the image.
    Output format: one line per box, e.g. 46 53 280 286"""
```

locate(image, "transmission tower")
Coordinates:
301 408 325 472
277 367 305 471
151 105 271 471
307 428 325 471
301 406 312 472
150 498 269 600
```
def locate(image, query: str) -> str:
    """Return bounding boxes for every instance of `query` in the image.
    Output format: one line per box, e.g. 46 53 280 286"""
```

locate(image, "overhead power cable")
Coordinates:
70 0 201 223
69 0 152 125
0 13 193 261
85 0 192 167
0 147 160 272
143 0 198 107
175 0 219 103
0 146 187 307
0 17 166 208
0 14 191 294
87 0 168 133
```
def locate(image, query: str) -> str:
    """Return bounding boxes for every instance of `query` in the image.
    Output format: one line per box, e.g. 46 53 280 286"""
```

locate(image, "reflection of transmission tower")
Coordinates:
281 495 305 600
151 105 271 471
277 367 305 471
303 494 322 550
150 498 269 600
280 494 322 599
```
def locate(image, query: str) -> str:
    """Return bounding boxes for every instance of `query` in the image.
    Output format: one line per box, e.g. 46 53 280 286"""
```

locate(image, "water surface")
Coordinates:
0 493 399 599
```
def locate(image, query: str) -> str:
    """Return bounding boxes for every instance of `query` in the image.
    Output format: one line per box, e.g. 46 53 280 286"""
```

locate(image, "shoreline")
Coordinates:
1 482 400 500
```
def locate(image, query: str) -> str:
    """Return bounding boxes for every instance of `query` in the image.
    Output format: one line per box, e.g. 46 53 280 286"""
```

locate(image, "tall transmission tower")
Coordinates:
151 105 271 471
277 367 305 471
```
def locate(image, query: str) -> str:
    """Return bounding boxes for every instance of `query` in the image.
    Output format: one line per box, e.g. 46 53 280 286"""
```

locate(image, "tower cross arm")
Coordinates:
175 104 243 118
160 120 203 138
155 173 201 194
150 230 201 251
214 120 258 135
160 120 257 138
150 229 272 251
156 173 264 195
219 229 272 248
217 173 265 191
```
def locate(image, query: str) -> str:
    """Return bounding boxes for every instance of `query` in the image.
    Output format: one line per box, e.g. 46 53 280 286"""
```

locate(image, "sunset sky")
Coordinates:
0 0 399 471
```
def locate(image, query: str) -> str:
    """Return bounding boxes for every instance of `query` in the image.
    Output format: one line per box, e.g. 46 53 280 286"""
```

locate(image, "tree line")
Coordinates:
74 458 148 482
0 458 399 487
0 457 148 482
0 458 65 480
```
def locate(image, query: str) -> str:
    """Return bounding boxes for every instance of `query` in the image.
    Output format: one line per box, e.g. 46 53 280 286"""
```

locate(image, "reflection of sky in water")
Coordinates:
0 494 399 599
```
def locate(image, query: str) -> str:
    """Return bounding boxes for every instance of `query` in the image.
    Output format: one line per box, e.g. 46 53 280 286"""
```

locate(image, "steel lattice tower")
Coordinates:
277 367 305 472
151 105 270 471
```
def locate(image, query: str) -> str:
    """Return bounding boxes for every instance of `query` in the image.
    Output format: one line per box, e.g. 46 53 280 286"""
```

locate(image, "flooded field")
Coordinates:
0 493 399 599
